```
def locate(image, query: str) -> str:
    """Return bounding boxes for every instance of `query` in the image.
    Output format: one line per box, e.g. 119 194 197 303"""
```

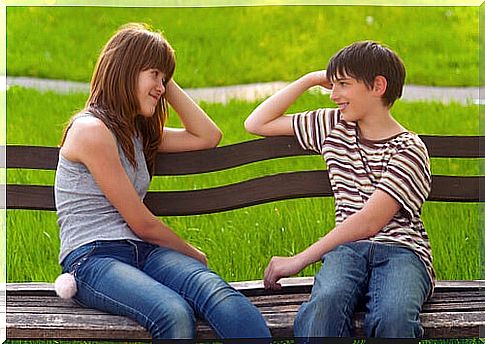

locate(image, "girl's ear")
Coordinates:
373 75 387 97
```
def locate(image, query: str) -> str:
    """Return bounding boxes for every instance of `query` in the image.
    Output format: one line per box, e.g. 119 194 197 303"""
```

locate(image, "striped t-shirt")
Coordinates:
292 108 435 293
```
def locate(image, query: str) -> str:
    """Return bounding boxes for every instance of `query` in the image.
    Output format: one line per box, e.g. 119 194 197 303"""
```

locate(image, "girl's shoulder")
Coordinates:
61 112 117 163
70 111 105 129
68 112 114 142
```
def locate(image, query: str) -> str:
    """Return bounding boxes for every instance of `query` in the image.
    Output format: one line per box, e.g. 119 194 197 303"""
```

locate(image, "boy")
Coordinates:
244 41 434 338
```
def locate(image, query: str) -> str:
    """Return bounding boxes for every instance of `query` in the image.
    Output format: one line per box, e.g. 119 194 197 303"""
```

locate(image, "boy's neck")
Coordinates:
357 107 406 141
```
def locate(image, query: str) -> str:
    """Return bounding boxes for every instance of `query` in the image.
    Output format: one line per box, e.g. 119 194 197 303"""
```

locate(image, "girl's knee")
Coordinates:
149 300 196 339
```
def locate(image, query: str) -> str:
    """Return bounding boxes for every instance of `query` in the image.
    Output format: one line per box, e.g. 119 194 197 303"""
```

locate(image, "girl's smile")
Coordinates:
137 68 166 117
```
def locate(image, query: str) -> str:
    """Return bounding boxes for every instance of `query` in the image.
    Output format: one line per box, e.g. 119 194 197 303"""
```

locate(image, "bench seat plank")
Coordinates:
8 290 485 309
7 306 484 339
7 278 482 296
8 298 485 315
7 279 484 339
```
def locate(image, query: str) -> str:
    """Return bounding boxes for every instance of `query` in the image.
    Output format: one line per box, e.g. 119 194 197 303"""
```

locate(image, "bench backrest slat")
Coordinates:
6 174 483 215
430 175 483 203
4 135 483 214
144 171 332 215
419 135 482 158
5 185 55 211
3 136 483 173
3 145 59 170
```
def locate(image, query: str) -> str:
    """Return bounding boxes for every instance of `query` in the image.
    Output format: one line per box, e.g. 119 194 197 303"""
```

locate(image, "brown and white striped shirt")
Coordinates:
293 108 435 293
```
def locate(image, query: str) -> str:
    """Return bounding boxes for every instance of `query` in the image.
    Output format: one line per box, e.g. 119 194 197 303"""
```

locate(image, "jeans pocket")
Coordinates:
62 242 97 277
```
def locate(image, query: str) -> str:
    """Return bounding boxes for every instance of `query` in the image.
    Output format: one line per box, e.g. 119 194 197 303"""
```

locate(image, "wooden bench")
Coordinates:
4 135 485 340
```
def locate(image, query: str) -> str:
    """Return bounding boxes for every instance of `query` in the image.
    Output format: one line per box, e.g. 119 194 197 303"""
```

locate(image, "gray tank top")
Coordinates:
55 113 151 263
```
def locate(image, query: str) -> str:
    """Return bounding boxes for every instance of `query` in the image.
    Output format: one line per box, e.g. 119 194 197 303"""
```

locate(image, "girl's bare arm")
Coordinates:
61 117 207 264
159 79 222 152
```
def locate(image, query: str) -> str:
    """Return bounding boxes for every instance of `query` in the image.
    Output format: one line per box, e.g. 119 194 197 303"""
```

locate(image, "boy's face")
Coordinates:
329 73 380 122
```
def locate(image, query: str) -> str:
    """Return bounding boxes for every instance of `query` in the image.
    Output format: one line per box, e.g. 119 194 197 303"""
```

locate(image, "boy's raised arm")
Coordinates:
244 71 330 137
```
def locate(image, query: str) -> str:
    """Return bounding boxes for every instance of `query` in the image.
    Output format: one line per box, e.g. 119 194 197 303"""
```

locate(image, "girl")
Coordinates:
55 23 271 340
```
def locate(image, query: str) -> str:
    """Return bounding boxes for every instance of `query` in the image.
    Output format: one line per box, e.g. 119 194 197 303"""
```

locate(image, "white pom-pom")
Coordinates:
54 273 77 299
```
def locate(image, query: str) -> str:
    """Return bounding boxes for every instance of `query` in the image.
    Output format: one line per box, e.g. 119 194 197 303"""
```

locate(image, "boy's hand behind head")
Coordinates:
307 70 332 90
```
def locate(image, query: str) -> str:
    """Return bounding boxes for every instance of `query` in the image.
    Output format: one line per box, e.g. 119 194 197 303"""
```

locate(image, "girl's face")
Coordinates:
136 68 166 117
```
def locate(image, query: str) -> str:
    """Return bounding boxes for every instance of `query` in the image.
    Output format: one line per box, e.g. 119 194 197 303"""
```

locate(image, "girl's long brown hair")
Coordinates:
61 23 175 176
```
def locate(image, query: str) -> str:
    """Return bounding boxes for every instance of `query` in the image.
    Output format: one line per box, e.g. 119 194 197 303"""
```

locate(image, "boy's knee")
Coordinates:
310 286 348 312
294 289 346 337
369 306 422 338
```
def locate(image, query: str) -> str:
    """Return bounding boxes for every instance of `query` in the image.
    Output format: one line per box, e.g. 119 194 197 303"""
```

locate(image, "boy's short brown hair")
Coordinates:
326 41 406 107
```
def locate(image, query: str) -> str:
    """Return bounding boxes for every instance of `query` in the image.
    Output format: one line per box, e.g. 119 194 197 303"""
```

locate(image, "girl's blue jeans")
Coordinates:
294 241 431 339
61 239 271 339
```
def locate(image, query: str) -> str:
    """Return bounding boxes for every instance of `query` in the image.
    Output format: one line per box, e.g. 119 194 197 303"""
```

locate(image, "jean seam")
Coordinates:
336 244 367 337
367 266 380 337
337 278 362 337
142 254 210 333
74 277 169 337
172 273 216 318
153 265 242 338
199 289 250 338
158 263 211 307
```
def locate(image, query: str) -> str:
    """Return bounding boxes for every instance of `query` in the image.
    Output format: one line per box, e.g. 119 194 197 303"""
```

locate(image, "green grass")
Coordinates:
7 6 478 87
6 86 480 284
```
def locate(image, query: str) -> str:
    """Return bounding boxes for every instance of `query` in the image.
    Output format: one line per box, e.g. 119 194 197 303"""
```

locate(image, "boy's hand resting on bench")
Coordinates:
264 255 305 290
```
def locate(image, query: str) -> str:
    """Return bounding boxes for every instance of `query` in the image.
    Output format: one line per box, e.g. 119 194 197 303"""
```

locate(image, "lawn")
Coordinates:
6 6 478 87
4 4 481 344
6 86 480 283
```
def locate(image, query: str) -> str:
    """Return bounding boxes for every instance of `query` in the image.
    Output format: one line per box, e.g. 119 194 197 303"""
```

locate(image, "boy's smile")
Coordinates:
330 74 383 123
336 102 349 112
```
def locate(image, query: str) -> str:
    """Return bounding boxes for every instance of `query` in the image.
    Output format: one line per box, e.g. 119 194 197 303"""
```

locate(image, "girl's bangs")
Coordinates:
142 38 175 80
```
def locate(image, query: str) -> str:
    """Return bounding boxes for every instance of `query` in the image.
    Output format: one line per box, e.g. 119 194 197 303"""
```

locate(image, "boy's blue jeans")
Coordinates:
61 239 271 339
294 241 431 338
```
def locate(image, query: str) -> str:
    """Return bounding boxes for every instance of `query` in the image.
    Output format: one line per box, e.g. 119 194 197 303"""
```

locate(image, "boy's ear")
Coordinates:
373 75 387 96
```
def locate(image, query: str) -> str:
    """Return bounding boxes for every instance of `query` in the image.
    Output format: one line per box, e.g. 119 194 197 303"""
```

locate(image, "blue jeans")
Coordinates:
294 241 431 339
61 239 271 339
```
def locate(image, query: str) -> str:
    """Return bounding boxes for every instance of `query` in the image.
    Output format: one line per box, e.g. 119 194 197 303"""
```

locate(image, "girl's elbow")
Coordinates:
130 218 159 242
244 117 262 136
205 128 222 149
214 128 223 146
